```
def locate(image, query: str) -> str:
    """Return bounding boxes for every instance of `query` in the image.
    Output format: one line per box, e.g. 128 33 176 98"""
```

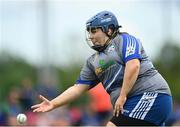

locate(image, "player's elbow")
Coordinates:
133 61 140 71
126 59 140 72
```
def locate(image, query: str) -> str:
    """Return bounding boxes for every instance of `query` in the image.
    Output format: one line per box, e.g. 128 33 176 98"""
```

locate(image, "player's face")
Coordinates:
88 28 109 46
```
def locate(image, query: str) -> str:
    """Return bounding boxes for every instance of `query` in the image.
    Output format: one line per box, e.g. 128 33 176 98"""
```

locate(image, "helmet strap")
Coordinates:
92 36 111 52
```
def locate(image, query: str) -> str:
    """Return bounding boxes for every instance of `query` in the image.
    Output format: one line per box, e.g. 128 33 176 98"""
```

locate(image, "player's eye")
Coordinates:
87 27 98 34
90 28 97 34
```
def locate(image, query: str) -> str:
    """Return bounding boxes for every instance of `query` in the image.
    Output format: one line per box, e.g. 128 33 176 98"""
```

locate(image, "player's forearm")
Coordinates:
120 59 140 97
51 85 89 109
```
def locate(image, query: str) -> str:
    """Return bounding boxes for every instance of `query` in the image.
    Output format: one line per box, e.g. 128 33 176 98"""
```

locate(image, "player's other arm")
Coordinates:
114 34 141 116
120 35 141 97
31 84 90 112
113 59 140 116
120 59 140 97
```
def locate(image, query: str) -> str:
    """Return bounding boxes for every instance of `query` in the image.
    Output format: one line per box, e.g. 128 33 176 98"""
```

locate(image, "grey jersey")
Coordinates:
76 33 171 97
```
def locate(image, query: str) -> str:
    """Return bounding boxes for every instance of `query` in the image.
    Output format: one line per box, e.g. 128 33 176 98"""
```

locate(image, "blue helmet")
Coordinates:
86 11 120 33
85 11 121 52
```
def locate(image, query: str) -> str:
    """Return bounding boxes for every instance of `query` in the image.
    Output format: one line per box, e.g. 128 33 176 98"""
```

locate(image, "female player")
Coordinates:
31 11 173 126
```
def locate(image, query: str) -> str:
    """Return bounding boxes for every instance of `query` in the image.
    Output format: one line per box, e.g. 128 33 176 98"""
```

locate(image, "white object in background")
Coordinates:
17 113 27 124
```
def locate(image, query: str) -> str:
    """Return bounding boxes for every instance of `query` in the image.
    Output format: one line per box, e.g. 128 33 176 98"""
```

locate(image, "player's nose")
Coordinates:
89 33 93 39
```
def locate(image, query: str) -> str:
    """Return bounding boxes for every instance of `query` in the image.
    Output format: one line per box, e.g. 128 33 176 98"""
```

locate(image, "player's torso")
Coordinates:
88 33 171 96
90 35 125 93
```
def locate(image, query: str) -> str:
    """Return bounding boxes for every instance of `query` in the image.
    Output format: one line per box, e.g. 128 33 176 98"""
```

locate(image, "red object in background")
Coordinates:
69 107 82 122
89 83 112 112
26 111 38 125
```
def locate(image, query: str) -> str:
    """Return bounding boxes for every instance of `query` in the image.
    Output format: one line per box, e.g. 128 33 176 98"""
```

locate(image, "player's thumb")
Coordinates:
39 95 49 102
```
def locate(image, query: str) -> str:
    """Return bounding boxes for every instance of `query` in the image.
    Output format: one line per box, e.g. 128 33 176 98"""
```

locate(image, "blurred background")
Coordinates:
0 0 180 126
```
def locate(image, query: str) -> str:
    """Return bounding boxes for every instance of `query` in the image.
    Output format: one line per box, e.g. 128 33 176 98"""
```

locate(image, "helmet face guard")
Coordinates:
85 11 121 52
85 26 108 52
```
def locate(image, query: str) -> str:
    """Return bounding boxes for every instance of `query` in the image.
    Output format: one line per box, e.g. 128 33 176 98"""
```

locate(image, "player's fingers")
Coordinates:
113 106 116 116
33 108 39 112
116 108 120 117
115 105 120 117
113 105 119 117
39 95 49 102
37 107 49 113
42 109 48 112
33 107 43 113
121 107 124 114
31 104 41 109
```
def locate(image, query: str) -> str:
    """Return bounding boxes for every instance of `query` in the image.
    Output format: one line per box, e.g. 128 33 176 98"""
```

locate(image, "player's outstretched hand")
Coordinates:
31 95 54 113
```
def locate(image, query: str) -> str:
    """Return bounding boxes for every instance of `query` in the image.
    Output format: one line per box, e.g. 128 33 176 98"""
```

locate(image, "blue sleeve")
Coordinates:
76 78 98 86
76 59 99 88
122 34 142 63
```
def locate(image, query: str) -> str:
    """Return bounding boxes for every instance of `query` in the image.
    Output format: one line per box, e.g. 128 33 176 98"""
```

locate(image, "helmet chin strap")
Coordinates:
91 37 111 52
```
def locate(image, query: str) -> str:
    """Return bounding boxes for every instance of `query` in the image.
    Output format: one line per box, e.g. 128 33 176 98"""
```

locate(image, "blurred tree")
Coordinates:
0 52 37 101
0 51 87 106
154 42 180 100
56 65 82 90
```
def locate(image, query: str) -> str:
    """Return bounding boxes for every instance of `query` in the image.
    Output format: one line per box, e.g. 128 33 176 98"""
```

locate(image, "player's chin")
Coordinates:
91 39 98 44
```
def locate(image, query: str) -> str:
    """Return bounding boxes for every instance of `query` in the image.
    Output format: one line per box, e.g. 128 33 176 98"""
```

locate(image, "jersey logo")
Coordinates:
95 59 115 75
99 59 105 66
125 38 136 57
95 67 103 75
107 45 115 53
